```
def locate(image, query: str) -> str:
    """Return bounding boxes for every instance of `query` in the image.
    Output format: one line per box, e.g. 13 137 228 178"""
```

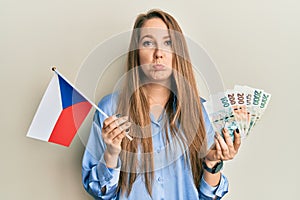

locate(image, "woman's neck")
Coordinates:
145 83 170 104
144 83 171 120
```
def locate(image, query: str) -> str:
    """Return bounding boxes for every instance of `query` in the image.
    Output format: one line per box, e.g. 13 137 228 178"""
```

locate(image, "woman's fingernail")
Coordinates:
116 114 121 118
214 133 219 139
236 128 240 134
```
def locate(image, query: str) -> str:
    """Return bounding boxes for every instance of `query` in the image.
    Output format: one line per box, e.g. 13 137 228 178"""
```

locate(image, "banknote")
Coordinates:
233 85 253 136
249 90 271 131
203 92 239 141
225 89 249 137
204 85 271 140
245 87 264 135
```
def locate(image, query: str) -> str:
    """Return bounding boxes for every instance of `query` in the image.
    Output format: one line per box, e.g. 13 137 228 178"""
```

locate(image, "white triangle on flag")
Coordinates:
27 75 62 142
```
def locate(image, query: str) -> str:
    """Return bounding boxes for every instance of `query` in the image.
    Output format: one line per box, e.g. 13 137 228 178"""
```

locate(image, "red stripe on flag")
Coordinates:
48 101 92 146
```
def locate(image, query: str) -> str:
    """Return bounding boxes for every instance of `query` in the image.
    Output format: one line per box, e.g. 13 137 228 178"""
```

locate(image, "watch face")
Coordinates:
214 162 222 171
213 161 223 173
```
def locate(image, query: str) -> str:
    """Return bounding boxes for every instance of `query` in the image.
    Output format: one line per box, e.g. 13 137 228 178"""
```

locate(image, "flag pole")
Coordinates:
51 66 133 141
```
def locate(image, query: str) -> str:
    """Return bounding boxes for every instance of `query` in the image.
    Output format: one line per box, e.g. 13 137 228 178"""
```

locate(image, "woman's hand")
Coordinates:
202 129 241 187
205 128 241 163
102 114 131 168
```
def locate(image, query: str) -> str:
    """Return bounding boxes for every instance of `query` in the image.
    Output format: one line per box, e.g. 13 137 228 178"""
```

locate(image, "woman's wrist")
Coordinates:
202 158 222 186
104 150 119 168
202 158 223 175
204 158 221 168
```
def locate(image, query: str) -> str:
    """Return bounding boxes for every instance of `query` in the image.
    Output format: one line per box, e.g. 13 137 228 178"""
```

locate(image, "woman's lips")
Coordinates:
152 64 165 70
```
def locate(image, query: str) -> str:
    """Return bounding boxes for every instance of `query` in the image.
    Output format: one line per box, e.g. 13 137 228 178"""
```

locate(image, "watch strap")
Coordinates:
202 160 223 174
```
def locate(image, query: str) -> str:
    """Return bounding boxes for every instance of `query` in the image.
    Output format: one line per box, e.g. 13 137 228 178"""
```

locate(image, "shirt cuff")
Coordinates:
199 173 229 198
96 155 121 189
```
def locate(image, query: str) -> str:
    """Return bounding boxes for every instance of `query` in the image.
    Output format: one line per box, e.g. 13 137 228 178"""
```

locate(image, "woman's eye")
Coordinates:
164 40 172 46
142 41 154 47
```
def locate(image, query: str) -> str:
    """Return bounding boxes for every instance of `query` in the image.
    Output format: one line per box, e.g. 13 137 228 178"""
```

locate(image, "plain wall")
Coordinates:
1 0 299 199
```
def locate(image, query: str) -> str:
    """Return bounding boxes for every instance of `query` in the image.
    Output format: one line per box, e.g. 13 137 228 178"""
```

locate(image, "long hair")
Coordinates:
116 9 207 197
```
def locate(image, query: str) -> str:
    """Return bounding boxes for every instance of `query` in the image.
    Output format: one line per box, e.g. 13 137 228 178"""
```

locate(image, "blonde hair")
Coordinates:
117 9 207 197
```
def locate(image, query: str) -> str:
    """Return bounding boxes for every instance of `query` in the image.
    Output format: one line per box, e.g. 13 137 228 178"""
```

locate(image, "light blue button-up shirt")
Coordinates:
82 93 229 200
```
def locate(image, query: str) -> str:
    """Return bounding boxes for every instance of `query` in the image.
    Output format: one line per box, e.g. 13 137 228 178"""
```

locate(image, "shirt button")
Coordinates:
105 177 110 181
157 177 163 182
156 148 161 153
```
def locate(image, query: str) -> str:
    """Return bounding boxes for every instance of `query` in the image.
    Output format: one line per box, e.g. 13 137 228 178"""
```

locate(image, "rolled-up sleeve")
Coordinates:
199 173 229 199
82 149 121 199
97 155 121 191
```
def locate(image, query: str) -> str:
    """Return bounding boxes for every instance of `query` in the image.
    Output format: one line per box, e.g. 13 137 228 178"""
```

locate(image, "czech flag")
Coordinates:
27 71 92 147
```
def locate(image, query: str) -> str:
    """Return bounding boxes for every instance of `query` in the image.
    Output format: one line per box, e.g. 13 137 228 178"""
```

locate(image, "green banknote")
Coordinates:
244 87 264 135
249 90 271 131
203 92 239 141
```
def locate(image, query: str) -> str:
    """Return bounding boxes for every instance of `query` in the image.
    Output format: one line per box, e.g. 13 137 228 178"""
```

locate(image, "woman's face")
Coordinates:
138 18 173 83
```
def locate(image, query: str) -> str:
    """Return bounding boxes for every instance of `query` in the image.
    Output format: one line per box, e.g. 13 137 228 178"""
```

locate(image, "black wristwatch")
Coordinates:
202 160 223 174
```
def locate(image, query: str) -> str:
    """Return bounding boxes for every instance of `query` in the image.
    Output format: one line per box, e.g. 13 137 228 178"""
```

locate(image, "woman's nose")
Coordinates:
154 48 163 59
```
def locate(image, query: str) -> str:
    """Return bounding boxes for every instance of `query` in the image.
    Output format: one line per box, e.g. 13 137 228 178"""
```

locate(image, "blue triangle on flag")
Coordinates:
57 74 87 109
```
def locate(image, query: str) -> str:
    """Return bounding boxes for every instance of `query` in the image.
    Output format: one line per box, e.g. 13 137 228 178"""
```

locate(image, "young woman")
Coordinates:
82 9 241 200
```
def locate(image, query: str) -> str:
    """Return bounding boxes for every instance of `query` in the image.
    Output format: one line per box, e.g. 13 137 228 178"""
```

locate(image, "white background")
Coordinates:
1 0 299 199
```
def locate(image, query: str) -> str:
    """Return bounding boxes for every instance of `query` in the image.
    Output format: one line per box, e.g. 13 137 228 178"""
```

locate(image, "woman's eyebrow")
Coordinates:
140 34 154 41
140 34 171 41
